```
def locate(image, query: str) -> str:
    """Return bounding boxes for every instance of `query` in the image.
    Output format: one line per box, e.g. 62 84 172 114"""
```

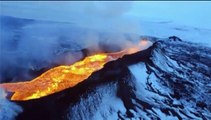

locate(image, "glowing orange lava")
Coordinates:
0 40 151 101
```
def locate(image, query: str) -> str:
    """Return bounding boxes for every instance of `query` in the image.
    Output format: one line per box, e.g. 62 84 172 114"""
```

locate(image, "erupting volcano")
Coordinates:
1 2 211 120
0 40 151 101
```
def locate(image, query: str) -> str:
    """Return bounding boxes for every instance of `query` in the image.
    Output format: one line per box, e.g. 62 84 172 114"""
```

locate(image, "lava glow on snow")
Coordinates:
0 40 151 101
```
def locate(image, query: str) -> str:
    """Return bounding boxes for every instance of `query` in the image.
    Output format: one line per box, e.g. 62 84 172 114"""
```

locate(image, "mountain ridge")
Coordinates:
13 39 211 120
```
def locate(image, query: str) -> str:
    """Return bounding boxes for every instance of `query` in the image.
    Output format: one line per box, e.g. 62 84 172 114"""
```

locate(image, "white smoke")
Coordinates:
0 88 23 120
0 2 141 83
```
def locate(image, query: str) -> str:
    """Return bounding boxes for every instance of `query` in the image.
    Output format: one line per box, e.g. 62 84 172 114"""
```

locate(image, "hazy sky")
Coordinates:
129 1 211 29
0 1 211 29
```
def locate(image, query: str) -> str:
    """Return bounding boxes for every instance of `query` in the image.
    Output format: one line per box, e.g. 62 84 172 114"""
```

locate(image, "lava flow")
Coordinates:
0 40 151 101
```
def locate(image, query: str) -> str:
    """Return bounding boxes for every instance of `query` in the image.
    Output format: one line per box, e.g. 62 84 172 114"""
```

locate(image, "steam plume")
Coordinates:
0 88 23 120
0 2 141 83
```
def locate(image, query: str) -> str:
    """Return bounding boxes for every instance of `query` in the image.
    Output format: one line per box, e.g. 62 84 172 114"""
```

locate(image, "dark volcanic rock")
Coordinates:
14 39 211 120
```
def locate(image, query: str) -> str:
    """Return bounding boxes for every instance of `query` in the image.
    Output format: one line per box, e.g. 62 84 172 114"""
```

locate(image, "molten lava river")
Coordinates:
0 40 151 101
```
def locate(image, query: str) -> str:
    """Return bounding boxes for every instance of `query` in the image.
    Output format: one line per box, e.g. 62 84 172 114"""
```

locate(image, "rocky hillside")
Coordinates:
15 38 211 120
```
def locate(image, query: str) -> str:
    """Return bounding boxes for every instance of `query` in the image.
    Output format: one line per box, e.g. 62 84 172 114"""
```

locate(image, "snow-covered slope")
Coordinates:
65 40 211 120
14 39 211 120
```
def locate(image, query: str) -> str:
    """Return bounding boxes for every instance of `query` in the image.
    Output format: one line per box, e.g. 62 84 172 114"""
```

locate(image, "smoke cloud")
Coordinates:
0 2 141 83
0 88 23 120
